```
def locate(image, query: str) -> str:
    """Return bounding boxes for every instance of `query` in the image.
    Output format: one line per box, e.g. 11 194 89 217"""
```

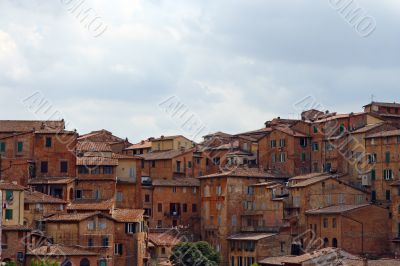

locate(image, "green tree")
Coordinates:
30 259 60 266
5 262 16 266
170 241 222 266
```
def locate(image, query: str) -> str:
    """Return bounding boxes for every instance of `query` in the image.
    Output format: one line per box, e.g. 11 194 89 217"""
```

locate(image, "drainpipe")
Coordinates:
342 215 364 253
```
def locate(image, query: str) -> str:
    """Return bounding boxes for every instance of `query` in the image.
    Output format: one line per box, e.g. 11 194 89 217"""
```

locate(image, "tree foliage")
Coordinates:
30 259 60 266
170 241 222 266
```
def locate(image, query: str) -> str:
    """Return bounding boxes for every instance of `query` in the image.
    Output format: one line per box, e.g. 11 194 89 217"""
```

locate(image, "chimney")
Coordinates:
161 135 165 139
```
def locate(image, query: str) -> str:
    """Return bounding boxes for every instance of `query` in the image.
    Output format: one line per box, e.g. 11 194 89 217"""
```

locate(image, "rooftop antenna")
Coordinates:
370 94 375 102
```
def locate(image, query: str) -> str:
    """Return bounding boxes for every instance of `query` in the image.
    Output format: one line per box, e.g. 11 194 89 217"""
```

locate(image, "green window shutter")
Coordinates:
340 124 345 133
5 190 13 201
5 209 13 220
313 126 318 133
371 170 376 180
17 141 23 152
0 142 5 152
386 152 391 163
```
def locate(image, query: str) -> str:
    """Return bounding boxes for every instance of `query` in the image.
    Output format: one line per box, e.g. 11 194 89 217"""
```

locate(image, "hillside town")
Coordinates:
2 101 400 266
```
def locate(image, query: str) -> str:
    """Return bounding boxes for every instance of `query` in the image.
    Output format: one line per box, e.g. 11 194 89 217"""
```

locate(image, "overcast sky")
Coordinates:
1 0 400 142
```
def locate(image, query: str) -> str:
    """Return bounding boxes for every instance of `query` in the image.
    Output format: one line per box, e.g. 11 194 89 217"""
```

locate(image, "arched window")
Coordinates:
80 258 90 266
99 259 107 266
332 238 338 248
323 238 329 248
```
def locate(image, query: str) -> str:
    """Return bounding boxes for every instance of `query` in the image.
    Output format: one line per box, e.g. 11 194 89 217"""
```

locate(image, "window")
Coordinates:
371 190 376 201
332 238 338 248
5 190 13 201
157 220 162 228
183 204 187 213
300 138 307 147
176 160 181 171
232 215 237 226
5 209 13 220
368 153 377 164
323 218 328 228
371 169 376 181
216 185 222 196
88 238 93 247
213 157 220 165
0 142 5 152
161 247 166 254
45 137 52 147
103 166 113 174
247 186 254 195
60 161 68 173
188 161 192 168
193 187 197 194
269 139 276 148
271 153 276 163
340 123 345 133
129 167 135 178
17 141 23 153
102 237 109 247
93 190 101 200
41 161 48 173
301 153 306 162
141 160 145 169
313 126 318 133
87 220 95 230
192 204 197 212
279 139 286 147
279 153 286 162
386 152 391 163
78 166 89 174
126 223 135 234
116 192 123 202
151 160 156 168
75 190 83 199
384 169 393 180
312 142 319 151
172 187 177 193
114 244 123 255
145 194 150 203
332 218 337 228
158 203 163 212
386 190 391 201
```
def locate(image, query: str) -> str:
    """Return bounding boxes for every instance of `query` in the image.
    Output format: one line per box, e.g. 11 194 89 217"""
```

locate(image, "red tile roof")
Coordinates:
25 190 66 204
125 140 152 150
138 149 193 160
76 156 118 166
77 141 112 152
0 120 65 133
199 167 282 179
305 204 371 215
148 233 182 246
44 212 104 222
27 245 97 256
152 178 200 187
0 182 25 191
67 200 114 211
112 209 144 222
28 177 75 185
2 225 31 231
365 129 400 138
289 174 332 188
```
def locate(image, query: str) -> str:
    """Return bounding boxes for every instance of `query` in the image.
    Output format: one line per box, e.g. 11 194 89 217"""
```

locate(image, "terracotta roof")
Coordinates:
148 233 182 246
199 167 283 179
227 233 276 241
77 141 112 152
125 140 152 150
112 153 139 159
25 190 66 204
257 255 296 265
138 149 193 160
364 101 400 108
274 126 308 137
314 112 364 123
281 248 353 264
152 135 188 141
289 172 325 181
351 123 385 134
0 120 65 133
44 212 103 222
0 182 25 191
77 156 118 166
305 204 371 215
152 178 200 187
365 129 400 138
203 131 232 138
28 177 75 185
250 181 282 188
112 209 144 222
2 225 31 231
290 174 332 188
67 200 114 211
27 244 97 256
